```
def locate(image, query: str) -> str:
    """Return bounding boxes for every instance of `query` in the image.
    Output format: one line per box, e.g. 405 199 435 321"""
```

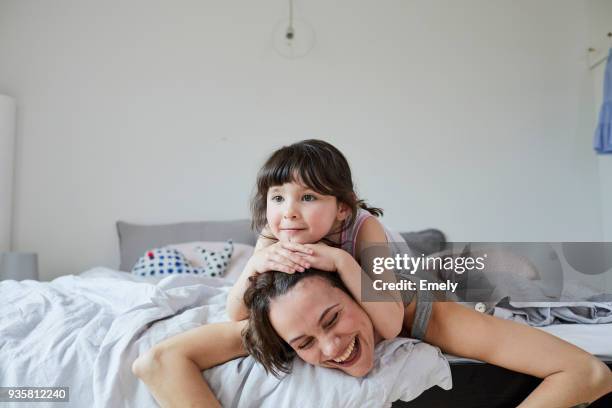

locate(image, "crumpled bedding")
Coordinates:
0 267 452 408
490 275 612 326
423 245 612 324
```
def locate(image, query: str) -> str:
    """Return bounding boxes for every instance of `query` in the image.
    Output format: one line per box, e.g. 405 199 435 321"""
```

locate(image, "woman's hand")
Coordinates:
248 241 313 275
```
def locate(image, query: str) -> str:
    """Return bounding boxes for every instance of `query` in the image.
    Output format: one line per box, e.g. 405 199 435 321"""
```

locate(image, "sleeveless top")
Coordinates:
339 208 433 341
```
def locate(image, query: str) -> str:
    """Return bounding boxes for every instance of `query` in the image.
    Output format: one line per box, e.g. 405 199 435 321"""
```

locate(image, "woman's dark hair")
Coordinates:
242 269 351 377
251 139 383 242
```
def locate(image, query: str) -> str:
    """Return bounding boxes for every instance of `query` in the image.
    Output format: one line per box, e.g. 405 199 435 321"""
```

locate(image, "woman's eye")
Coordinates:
298 338 314 350
325 312 339 329
302 194 316 202
270 195 283 203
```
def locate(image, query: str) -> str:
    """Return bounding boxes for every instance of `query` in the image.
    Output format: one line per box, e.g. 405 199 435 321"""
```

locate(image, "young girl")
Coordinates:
133 140 612 408
225 139 407 341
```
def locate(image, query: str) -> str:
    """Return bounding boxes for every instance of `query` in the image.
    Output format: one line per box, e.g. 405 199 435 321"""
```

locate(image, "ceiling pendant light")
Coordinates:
272 0 315 59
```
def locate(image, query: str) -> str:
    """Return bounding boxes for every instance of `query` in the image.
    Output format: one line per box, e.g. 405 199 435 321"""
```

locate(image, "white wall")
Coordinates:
0 0 605 281
585 0 612 241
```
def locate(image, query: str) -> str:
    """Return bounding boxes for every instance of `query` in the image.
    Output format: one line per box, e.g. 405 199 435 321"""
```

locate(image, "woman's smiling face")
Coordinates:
268 276 377 377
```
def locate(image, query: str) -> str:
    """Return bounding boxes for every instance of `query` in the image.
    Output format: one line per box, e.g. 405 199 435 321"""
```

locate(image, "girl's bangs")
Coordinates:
262 154 335 196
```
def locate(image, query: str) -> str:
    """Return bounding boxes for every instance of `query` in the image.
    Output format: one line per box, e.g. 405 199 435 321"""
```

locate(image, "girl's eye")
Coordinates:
298 338 314 350
325 312 339 329
302 194 316 202
270 195 283 203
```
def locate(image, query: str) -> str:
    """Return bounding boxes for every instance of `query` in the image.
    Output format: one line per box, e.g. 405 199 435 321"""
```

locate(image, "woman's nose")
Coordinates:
321 335 343 359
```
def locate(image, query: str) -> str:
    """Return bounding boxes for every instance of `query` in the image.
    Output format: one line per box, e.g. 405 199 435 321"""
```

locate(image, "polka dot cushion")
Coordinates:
194 239 234 277
131 240 234 278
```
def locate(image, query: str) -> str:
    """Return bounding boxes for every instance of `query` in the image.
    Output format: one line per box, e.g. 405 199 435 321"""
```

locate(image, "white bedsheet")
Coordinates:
538 323 612 360
0 267 452 408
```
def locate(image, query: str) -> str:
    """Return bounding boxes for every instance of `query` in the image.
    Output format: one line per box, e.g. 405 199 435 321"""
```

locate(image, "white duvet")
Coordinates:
0 267 451 408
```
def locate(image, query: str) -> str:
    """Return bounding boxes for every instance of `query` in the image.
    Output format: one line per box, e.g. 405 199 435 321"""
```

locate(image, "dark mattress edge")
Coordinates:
392 360 612 408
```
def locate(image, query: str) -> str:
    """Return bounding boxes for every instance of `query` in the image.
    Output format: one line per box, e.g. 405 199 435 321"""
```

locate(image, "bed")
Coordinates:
116 219 612 407
1 219 610 407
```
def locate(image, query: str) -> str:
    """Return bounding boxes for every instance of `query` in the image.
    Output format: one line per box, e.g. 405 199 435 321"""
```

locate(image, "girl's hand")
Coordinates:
249 241 313 275
297 242 344 272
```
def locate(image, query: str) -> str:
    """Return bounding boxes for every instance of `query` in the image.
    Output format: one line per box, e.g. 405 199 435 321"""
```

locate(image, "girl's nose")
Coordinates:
282 202 299 219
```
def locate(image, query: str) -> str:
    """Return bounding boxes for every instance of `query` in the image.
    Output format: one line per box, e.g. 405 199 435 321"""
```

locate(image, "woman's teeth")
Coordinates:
334 336 356 363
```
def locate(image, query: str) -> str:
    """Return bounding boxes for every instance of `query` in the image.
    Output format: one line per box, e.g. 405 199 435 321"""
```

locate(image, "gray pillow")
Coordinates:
400 229 447 256
117 219 258 272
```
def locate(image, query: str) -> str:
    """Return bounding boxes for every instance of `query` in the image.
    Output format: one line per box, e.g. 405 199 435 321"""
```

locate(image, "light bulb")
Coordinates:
272 18 315 59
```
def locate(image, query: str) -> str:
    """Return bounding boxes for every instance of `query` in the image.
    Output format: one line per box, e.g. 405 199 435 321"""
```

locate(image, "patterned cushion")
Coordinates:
131 240 234 278
195 240 234 277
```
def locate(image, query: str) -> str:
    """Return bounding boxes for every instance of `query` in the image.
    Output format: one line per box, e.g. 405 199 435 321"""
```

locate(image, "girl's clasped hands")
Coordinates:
247 241 340 275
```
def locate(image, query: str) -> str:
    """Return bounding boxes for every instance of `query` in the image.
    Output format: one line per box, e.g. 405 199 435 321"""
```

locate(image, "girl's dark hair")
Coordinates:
242 269 350 377
251 139 383 242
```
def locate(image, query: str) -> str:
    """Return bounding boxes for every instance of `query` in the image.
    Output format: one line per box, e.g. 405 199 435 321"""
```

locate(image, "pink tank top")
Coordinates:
338 208 432 340
340 208 376 257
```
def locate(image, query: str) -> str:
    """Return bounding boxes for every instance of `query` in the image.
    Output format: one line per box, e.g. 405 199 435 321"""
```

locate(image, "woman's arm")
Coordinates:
132 320 248 408
423 301 612 407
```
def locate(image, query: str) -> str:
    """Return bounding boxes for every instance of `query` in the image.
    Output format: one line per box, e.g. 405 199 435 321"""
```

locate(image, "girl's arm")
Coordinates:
132 320 248 408
344 216 404 339
423 301 612 407
226 233 275 321
226 232 313 321
302 217 405 339
334 249 405 340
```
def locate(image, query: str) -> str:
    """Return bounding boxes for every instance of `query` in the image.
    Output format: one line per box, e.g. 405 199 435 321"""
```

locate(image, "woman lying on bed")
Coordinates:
133 264 612 408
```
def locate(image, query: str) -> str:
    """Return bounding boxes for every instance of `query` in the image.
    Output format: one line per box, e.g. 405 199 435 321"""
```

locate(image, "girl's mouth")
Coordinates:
281 228 305 234
328 335 361 368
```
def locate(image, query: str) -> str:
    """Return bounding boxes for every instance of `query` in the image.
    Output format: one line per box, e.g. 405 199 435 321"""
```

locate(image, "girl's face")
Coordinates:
268 276 378 377
266 181 349 244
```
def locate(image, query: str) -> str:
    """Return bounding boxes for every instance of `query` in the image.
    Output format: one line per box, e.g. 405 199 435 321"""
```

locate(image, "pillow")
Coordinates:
196 240 234 277
117 219 258 271
168 241 255 283
132 240 237 278
400 229 447 256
